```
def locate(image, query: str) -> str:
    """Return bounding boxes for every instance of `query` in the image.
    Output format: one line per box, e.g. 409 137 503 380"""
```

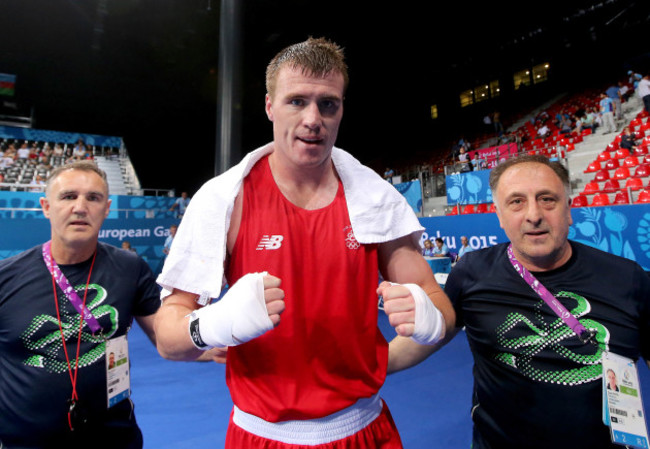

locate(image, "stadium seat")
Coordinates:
447 205 459 215
633 145 648 156
612 166 630 180
582 181 600 195
584 160 601 173
488 203 496 213
605 158 620 170
462 204 476 214
607 142 619 152
644 154 650 165
476 203 488 214
597 151 611 162
623 156 639 168
591 193 610 207
594 169 610 182
635 189 650 204
625 178 644 191
614 148 630 159
634 164 650 178
601 179 620 193
572 194 588 208
613 190 630 205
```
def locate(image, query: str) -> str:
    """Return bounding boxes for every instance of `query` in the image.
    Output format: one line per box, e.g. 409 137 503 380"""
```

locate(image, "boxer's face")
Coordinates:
265 65 344 171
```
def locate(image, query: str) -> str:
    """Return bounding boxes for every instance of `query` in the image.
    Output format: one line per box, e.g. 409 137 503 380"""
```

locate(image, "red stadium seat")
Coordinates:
605 159 620 170
591 193 610 207
635 189 650 204
597 151 611 162
476 203 488 214
447 205 459 215
633 146 648 156
582 181 600 195
601 179 620 193
462 204 476 214
614 148 630 159
624 156 640 168
572 195 588 208
634 164 650 178
594 169 610 182
613 190 630 205
625 177 644 191
612 166 630 180
488 203 496 213
584 160 601 173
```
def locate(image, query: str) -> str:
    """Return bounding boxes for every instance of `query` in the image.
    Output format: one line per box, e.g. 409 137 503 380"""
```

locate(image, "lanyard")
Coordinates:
506 244 596 344
45 242 99 431
42 241 101 333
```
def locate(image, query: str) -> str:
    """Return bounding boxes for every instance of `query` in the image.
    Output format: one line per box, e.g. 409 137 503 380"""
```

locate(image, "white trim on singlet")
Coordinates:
232 394 383 445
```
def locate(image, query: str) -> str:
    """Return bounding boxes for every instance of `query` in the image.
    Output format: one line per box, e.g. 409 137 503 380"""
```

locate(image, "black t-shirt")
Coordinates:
446 241 650 449
0 243 160 448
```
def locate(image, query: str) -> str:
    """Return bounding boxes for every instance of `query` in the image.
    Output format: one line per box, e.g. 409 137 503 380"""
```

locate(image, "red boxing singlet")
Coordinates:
225 156 388 422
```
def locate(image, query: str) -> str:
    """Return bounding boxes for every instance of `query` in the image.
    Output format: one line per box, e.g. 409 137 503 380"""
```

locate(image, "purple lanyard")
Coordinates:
506 244 595 344
42 241 102 334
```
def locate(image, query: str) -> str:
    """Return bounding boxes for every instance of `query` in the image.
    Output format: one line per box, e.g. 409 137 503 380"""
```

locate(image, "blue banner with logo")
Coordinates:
393 180 422 214
446 170 493 206
420 204 650 271
0 218 179 275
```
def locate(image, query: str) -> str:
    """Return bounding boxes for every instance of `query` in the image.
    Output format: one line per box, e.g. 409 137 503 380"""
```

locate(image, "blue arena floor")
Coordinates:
130 313 650 449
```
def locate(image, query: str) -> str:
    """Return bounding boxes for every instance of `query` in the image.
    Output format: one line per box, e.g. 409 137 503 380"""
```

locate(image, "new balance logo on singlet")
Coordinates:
256 235 284 250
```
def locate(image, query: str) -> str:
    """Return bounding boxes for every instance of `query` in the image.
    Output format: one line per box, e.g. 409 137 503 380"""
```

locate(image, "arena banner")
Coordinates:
420 204 650 271
468 143 518 168
0 124 122 148
446 169 493 206
0 191 176 220
0 218 179 275
393 179 423 214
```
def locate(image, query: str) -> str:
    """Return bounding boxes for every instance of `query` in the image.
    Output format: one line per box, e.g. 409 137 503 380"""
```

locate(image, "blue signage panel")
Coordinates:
420 204 650 271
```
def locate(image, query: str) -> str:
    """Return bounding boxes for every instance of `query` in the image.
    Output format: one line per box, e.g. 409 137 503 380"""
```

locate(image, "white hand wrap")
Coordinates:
402 283 444 345
189 272 274 349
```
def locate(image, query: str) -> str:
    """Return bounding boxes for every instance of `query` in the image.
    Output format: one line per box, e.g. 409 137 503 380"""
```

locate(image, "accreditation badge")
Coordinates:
602 352 649 448
106 335 131 408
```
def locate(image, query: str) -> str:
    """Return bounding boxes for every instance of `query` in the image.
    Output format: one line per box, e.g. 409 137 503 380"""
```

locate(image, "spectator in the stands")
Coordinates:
537 123 550 138
17 142 31 159
458 146 472 172
432 237 450 258
620 127 640 152
71 138 87 161
53 143 64 157
606 83 623 120
28 175 46 191
599 92 617 134
36 155 53 172
638 74 650 114
0 151 15 169
471 153 487 171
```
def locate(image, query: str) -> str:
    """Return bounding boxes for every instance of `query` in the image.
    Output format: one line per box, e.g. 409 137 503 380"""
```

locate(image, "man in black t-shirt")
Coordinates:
0 161 161 448
437 154 650 448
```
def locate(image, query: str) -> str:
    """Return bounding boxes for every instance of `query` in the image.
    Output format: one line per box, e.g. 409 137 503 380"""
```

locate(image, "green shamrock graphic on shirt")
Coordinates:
21 283 119 373
495 291 609 385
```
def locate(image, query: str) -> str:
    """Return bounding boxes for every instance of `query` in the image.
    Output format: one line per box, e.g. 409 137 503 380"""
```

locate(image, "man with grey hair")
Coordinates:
0 160 161 448
155 37 454 448
437 154 650 448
